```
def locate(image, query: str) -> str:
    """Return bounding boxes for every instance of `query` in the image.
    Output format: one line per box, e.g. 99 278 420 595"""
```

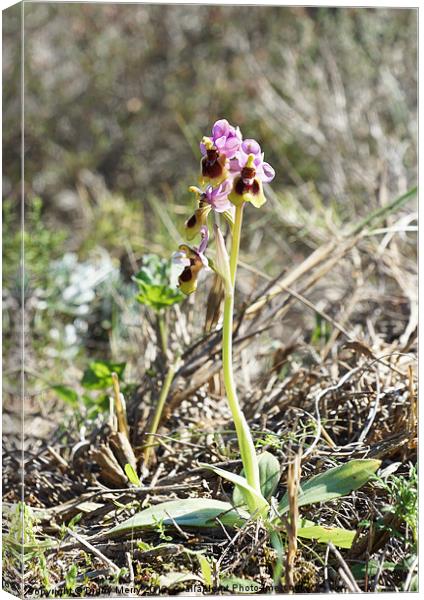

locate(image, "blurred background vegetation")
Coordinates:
2 3 417 401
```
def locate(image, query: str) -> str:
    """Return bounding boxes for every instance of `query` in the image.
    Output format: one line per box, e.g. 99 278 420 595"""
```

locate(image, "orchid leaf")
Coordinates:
105 498 249 538
257 452 281 499
297 518 356 549
279 459 381 514
233 451 280 508
199 463 269 516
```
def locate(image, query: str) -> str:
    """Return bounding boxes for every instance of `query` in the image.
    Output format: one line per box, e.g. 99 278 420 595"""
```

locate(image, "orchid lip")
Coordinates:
186 214 197 228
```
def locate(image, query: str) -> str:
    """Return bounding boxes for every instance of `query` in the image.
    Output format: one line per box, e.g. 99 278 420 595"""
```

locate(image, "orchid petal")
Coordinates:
214 135 228 153
212 119 230 140
261 162 275 183
242 139 261 156
223 136 242 158
229 157 242 173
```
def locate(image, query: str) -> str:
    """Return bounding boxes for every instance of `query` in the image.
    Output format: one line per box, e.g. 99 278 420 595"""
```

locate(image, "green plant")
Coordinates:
3 503 55 593
133 254 183 464
52 359 128 419
141 360 179 466
134 254 184 312
59 513 83 540
101 120 381 560
375 463 417 545
65 563 78 593
106 458 380 549
81 359 126 390
134 253 184 355
2 196 67 285
152 516 173 542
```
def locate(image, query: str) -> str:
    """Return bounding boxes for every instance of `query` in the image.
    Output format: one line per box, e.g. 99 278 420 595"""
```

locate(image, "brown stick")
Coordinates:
109 431 137 473
66 527 120 575
328 542 361 593
284 452 301 593
111 372 129 439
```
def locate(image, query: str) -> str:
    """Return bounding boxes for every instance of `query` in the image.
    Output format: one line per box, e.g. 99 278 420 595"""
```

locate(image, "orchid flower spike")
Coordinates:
184 181 233 241
171 226 210 295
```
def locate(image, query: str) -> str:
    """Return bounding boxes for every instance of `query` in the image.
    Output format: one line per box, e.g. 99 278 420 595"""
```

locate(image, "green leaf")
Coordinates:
105 498 249 538
124 464 141 487
198 555 213 587
252 450 281 500
350 556 417 580
82 392 110 418
199 463 269 516
220 577 262 594
233 451 280 507
133 254 184 311
136 285 184 311
65 564 78 592
81 360 126 390
51 385 79 406
279 459 381 514
159 571 202 589
5 536 58 556
270 530 284 587
350 560 397 578
297 519 356 549
409 574 418 592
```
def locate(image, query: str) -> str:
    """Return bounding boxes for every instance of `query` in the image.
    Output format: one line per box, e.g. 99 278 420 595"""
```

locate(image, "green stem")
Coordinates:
230 204 244 286
157 312 168 358
142 361 177 466
222 204 261 493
